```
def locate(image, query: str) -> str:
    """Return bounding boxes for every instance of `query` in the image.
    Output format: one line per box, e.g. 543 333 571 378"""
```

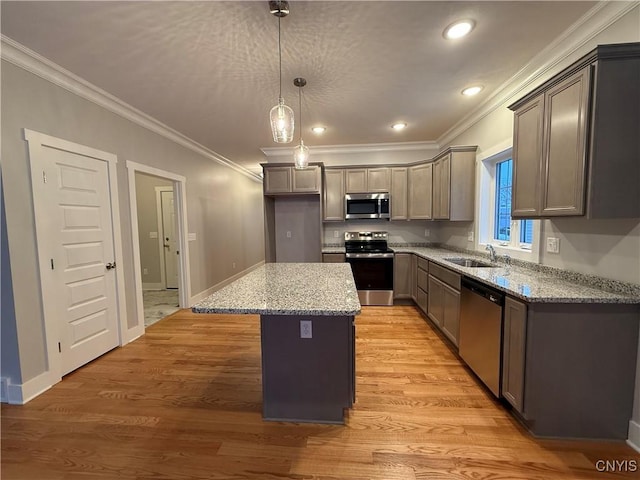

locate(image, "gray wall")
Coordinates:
1 59 265 385
135 172 173 287
274 197 322 263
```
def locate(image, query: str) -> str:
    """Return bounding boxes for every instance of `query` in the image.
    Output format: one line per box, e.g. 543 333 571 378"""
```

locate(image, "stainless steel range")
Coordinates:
344 231 394 306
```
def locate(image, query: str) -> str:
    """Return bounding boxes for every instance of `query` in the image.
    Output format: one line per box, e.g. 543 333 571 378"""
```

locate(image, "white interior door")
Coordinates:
30 142 120 376
160 190 178 289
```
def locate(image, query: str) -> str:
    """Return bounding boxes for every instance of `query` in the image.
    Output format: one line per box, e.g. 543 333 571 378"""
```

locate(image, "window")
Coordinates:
493 158 533 248
478 148 539 262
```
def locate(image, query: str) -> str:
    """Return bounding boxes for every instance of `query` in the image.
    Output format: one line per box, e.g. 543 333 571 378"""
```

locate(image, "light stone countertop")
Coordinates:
321 244 640 304
391 246 640 304
192 263 361 316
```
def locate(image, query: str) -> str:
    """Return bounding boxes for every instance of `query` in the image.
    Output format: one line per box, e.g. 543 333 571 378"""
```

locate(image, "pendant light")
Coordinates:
269 1 294 143
293 77 309 169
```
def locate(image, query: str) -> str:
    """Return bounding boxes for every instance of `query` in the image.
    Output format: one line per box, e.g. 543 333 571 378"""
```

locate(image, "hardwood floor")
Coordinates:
2 306 638 479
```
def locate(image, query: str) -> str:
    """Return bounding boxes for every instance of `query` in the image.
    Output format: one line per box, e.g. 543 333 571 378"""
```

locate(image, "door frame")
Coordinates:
126 161 190 337
155 186 174 289
24 129 128 386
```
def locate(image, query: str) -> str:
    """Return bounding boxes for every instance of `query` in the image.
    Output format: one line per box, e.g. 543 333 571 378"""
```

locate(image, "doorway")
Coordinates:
126 162 190 335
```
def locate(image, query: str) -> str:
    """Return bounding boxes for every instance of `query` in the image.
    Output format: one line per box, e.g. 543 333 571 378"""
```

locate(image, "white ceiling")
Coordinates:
1 1 598 174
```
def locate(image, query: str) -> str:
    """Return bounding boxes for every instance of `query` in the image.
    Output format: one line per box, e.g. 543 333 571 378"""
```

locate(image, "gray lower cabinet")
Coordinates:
416 257 428 313
393 253 412 299
410 254 418 302
502 296 527 413
427 262 461 347
501 300 639 440
322 253 345 263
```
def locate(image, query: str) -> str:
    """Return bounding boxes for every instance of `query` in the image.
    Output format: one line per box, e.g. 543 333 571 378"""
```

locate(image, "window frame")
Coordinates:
478 147 541 263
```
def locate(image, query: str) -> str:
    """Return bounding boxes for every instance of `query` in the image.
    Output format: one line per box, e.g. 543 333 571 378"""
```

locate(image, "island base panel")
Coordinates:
260 314 355 424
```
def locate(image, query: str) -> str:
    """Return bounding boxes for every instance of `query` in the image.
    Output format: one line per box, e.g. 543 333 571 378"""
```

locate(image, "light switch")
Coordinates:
188 233 196 241
149 231 158 239
286 231 292 238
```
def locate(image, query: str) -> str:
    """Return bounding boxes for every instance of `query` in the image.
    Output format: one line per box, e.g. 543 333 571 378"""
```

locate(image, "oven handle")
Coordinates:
345 253 395 259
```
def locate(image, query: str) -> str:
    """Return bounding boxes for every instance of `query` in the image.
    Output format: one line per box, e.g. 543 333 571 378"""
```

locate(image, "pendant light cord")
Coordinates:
278 16 282 99
298 87 303 143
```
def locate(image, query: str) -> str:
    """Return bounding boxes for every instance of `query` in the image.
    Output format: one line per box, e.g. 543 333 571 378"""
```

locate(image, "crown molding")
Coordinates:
0 35 262 182
437 0 639 147
261 140 439 157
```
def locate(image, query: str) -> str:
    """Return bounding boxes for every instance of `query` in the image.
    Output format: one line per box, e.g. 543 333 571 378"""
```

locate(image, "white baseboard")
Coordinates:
189 261 265 306
628 420 640 453
1 371 57 404
142 282 164 290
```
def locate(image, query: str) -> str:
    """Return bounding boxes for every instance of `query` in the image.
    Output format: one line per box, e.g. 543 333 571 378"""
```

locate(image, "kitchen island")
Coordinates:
192 263 361 424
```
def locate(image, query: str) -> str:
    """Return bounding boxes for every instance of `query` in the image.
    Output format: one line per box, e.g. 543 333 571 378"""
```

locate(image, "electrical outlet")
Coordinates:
334 230 339 238
300 320 312 339
232 262 236 269
468 230 474 242
546 237 560 253
424 228 430 237
286 231 292 238
143 268 148 275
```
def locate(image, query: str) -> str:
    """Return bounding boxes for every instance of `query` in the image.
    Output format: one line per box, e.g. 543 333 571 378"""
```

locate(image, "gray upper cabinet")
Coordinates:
509 43 640 219
391 167 408 220
432 147 476 221
263 164 322 195
345 167 390 193
323 169 345 221
408 163 432 220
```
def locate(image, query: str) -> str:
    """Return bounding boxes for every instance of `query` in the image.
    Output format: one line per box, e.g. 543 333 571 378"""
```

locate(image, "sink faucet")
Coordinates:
485 244 497 263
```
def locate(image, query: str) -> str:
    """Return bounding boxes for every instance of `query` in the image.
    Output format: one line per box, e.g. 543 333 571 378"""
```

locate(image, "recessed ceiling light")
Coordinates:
391 122 407 131
444 20 475 40
311 126 326 134
461 85 483 96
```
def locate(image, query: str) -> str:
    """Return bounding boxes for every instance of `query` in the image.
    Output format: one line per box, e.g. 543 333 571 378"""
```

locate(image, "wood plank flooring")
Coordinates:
2 306 639 479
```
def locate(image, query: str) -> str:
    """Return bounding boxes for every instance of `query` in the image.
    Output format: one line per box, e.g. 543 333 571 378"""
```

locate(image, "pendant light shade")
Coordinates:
293 77 309 169
269 3 294 143
270 99 294 143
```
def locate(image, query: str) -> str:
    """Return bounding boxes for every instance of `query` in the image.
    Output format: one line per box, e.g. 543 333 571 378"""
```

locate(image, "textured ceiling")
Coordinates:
1 1 598 174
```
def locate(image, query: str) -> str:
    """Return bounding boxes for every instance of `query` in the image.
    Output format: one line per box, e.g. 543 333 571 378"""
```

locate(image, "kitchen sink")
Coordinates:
444 257 496 268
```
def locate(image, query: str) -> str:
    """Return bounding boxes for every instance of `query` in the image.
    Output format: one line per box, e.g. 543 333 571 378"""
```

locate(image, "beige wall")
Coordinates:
1 59 265 385
135 172 173 287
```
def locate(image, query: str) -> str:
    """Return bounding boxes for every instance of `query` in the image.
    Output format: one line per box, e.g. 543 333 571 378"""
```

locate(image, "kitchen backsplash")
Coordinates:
322 220 436 245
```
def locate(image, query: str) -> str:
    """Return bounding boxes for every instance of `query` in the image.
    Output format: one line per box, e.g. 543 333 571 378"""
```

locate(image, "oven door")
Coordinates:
346 253 394 305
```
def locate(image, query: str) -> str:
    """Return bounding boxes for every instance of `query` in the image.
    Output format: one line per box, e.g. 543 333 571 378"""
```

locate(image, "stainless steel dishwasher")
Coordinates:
459 277 504 397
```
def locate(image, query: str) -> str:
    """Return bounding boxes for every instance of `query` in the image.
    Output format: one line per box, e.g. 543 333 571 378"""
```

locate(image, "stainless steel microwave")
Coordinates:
345 193 390 219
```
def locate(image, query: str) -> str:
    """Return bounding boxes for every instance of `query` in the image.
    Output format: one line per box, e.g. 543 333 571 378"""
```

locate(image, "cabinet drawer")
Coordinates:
428 262 461 290
417 256 429 272
416 287 428 314
417 267 429 291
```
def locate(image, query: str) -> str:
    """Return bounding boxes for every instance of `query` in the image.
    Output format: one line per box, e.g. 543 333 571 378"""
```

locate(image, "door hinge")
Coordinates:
43 171 47 184
58 342 61 353
50 259 54 270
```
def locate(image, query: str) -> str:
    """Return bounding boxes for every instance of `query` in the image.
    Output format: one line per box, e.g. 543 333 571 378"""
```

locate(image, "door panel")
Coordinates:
31 146 119 376
161 190 178 289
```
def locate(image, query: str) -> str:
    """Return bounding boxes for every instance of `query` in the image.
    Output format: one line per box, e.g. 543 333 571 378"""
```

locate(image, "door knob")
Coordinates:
106 262 116 270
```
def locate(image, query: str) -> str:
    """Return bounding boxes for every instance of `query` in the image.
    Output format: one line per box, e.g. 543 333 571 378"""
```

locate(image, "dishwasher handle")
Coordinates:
461 277 504 306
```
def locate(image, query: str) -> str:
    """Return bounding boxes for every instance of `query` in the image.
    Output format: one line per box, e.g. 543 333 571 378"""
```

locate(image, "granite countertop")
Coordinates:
392 246 640 304
192 263 361 316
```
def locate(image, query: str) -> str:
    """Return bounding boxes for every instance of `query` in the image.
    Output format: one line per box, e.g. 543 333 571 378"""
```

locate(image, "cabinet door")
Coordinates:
439 154 451 219
441 284 460 347
292 166 321 193
322 253 346 263
410 254 418 301
427 275 444 327
391 167 408 220
345 169 367 193
323 169 345 221
367 168 391 192
264 167 292 194
408 163 433 220
416 287 428 314
512 94 544 217
502 296 527 413
432 160 442 219
393 253 412 299
541 67 590 216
